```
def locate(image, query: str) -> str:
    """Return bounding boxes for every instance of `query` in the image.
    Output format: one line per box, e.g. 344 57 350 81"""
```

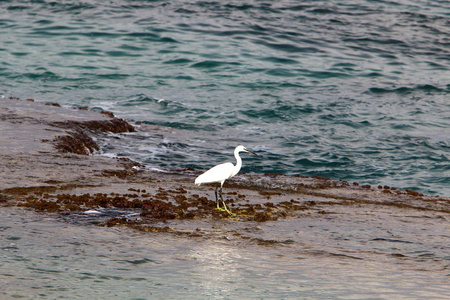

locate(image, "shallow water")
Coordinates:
1 206 449 299
1 0 450 195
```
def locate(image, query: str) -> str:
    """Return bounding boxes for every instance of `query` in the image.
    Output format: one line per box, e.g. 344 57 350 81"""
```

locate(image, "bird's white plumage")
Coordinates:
194 145 257 214
195 162 234 186
195 145 248 186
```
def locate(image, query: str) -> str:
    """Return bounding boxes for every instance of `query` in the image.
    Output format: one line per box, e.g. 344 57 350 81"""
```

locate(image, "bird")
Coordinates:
195 145 257 215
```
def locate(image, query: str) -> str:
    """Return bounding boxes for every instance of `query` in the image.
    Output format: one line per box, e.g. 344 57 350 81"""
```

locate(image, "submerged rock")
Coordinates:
0 97 448 238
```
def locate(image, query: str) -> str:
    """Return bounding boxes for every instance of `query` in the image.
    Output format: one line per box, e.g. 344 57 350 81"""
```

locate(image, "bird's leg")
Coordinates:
213 184 234 215
218 185 235 216
218 185 225 209
214 185 222 211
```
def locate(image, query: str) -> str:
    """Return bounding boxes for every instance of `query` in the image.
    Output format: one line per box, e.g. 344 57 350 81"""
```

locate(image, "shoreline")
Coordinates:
0 97 448 234
1 97 449 299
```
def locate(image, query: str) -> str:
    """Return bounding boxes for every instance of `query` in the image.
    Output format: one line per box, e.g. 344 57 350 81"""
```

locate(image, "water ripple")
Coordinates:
1 0 449 195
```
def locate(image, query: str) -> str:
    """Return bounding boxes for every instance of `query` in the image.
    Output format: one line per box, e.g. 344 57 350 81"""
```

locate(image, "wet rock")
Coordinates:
0 97 449 239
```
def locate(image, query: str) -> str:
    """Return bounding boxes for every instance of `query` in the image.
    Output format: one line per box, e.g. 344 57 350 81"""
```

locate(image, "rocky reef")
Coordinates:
0 97 448 242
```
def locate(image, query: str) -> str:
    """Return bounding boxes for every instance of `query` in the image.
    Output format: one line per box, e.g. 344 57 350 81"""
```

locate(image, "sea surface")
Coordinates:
1 2 450 299
1 204 449 300
1 0 449 196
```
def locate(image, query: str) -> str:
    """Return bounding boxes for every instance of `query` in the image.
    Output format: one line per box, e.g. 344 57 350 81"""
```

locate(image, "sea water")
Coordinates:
1 205 449 299
1 2 450 299
1 0 449 195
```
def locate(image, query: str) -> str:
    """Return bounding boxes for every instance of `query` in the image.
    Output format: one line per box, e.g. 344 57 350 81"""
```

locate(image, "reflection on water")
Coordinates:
190 242 242 298
1 206 449 299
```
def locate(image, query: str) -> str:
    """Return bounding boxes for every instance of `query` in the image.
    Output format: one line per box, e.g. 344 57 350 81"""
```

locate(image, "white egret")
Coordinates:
195 145 257 214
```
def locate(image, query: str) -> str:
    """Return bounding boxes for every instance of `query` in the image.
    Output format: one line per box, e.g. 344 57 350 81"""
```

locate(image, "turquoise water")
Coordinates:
1 0 449 196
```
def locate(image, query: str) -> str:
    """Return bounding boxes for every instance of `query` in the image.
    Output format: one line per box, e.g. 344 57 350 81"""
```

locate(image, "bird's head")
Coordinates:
236 145 258 156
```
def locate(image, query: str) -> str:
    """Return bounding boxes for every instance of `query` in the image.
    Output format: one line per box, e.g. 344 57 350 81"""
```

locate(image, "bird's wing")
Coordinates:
195 162 234 185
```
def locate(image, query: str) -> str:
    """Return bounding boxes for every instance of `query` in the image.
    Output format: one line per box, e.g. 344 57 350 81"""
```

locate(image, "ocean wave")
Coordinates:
2 0 450 195
367 84 448 95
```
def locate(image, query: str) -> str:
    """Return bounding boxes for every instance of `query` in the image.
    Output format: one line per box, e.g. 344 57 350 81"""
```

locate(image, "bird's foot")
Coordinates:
216 207 236 216
216 202 236 216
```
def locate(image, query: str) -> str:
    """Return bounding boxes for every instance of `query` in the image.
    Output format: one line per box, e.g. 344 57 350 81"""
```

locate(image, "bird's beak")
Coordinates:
244 148 258 156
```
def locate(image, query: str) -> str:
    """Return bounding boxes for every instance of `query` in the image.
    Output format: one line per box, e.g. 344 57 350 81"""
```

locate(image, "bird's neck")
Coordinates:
231 149 242 178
